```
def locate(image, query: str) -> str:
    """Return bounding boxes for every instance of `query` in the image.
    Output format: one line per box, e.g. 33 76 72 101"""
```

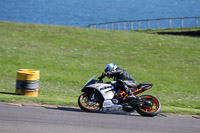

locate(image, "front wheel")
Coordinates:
78 92 103 112
136 95 161 117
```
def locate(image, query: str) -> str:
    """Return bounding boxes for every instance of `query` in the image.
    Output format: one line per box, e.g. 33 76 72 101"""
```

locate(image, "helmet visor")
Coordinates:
104 67 111 72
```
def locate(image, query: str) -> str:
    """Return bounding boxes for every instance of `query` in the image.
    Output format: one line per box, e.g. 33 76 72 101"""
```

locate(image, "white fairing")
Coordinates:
87 83 115 100
85 76 123 112
86 83 123 112
103 100 122 112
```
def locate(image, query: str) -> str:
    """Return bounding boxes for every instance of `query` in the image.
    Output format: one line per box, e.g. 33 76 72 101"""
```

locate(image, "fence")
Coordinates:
88 16 200 31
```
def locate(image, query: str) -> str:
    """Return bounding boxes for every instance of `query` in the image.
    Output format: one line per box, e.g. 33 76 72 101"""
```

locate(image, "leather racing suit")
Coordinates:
98 67 138 98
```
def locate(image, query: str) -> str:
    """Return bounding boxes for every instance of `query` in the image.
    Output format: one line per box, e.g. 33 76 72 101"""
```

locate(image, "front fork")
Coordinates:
87 91 101 102
89 93 95 101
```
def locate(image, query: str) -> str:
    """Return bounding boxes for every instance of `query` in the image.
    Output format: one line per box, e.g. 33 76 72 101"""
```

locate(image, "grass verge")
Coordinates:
0 21 199 114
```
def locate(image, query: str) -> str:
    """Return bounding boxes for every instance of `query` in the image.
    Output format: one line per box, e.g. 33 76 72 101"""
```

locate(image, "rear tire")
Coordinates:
78 92 103 112
136 95 161 117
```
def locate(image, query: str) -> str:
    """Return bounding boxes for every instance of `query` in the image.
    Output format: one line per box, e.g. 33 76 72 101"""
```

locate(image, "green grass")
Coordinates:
0 21 200 114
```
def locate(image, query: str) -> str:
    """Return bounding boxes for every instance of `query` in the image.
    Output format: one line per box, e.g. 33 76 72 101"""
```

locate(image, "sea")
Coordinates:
0 0 199 29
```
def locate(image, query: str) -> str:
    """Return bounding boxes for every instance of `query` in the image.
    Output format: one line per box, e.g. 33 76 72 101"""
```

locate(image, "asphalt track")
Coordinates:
0 102 199 133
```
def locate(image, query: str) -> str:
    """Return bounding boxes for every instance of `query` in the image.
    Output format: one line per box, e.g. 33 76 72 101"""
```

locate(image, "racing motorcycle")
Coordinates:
78 76 161 116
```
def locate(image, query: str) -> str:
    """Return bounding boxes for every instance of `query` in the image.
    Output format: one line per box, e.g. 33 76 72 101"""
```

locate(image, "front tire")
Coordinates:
78 92 103 112
136 95 161 117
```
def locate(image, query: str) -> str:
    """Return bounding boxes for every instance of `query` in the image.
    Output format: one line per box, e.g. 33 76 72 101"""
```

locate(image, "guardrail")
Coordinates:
88 16 200 31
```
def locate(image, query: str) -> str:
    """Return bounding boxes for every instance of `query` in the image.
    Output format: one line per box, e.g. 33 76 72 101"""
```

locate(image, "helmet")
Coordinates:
104 63 117 72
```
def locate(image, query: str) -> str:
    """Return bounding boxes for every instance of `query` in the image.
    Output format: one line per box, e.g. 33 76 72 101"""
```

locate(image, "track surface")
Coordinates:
0 102 199 133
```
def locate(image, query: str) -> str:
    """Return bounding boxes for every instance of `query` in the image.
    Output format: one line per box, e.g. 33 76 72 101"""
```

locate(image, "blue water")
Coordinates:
0 0 199 27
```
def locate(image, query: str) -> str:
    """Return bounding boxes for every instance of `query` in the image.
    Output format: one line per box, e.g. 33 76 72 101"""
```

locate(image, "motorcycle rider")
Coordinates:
98 63 138 100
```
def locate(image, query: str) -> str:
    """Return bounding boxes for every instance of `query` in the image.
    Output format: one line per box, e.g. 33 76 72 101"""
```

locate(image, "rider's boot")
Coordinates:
126 90 136 100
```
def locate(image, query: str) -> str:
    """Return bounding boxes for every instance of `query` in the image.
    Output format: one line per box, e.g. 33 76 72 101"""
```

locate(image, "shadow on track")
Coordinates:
44 106 167 117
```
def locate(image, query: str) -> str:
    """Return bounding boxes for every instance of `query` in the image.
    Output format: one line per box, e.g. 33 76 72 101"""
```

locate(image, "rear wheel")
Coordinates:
78 92 103 112
136 95 161 117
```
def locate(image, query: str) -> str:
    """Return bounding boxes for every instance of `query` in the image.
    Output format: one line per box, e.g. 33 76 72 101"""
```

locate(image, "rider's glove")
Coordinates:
98 77 103 83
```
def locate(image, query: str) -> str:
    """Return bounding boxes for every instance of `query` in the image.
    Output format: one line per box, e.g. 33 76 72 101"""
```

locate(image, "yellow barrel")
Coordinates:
16 69 40 97
24 88 39 97
17 69 40 81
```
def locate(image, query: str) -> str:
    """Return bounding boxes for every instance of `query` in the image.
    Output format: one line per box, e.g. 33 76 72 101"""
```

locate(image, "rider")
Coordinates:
98 63 138 100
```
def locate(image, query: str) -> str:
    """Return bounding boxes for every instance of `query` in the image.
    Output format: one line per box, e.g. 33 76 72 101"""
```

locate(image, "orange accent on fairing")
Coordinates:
105 91 112 94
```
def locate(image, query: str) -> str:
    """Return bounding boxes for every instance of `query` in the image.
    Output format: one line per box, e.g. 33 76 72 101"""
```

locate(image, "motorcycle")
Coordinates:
78 76 161 116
